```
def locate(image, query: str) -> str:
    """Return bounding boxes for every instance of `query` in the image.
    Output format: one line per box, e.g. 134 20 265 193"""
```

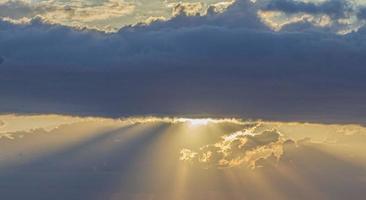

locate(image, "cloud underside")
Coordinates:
0 1 366 122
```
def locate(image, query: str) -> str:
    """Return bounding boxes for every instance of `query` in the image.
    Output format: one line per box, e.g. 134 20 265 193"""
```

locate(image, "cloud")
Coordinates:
179 118 366 169
0 0 33 19
172 2 205 17
358 7 366 20
180 124 284 168
207 0 235 14
0 0 136 31
0 0 236 31
0 119 5 128
0 0 268 68
0 114 88 136
0 0 364 68
0 0 365 122
169 1 234 17
263 0 352 18
259 0 365 33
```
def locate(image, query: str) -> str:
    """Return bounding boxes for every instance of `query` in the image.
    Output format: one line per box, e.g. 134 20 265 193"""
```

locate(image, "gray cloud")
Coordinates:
0 0 365 123
263 0 352 18
1 0 364 68
358 7 366 20
0 1 34 19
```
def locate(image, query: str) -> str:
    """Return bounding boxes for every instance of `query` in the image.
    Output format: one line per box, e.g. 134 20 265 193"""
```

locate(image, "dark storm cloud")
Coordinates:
0 0 267 68
0 0 366 123
358 7 366 20
263 0 352 18
1 0 363 68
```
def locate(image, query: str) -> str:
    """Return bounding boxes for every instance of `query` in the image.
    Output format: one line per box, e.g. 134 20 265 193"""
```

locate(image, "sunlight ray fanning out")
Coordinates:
0 114 365 200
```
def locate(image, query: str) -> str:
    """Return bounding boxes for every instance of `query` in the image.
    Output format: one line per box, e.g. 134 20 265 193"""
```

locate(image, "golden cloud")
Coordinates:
179 123 285 169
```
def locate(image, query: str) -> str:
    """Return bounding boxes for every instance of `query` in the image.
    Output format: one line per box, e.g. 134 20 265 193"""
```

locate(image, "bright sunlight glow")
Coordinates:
184 119 212 126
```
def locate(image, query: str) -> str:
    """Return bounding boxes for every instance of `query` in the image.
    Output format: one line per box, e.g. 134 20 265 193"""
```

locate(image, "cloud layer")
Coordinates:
0 0 366 123
0 0 234 31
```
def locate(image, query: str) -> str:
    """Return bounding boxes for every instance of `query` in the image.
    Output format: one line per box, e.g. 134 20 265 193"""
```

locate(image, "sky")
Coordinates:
0 115 366 199
1 0 366 123
1 2 366 198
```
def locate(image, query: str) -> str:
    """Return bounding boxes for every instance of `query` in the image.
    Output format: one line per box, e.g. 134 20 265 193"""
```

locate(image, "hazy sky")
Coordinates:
1 3 366 198
1 115 366 199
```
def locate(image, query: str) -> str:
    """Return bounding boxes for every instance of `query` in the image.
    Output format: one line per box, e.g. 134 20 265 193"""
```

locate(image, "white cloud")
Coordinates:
0 0 135 31
0 0 234 31
171 2 205 16
180 123 284 169
259 0 366 34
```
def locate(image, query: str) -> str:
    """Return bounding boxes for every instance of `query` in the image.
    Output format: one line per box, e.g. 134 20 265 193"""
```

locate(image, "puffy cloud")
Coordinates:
259 0 366 33
258 10 334 31
180 124 284 169
172 2 205 16
1 0 364 68
207 0 235 14
0 0 235 31
0 0 136 31
180 118 366 169
41 0 135 21
170 1 234 17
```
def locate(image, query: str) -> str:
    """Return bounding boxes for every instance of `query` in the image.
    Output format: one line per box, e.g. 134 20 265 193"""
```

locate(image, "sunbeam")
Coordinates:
0 115 366 200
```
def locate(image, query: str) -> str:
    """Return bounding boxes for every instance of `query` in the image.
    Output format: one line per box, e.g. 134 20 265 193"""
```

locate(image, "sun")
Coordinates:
185 119 212 126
